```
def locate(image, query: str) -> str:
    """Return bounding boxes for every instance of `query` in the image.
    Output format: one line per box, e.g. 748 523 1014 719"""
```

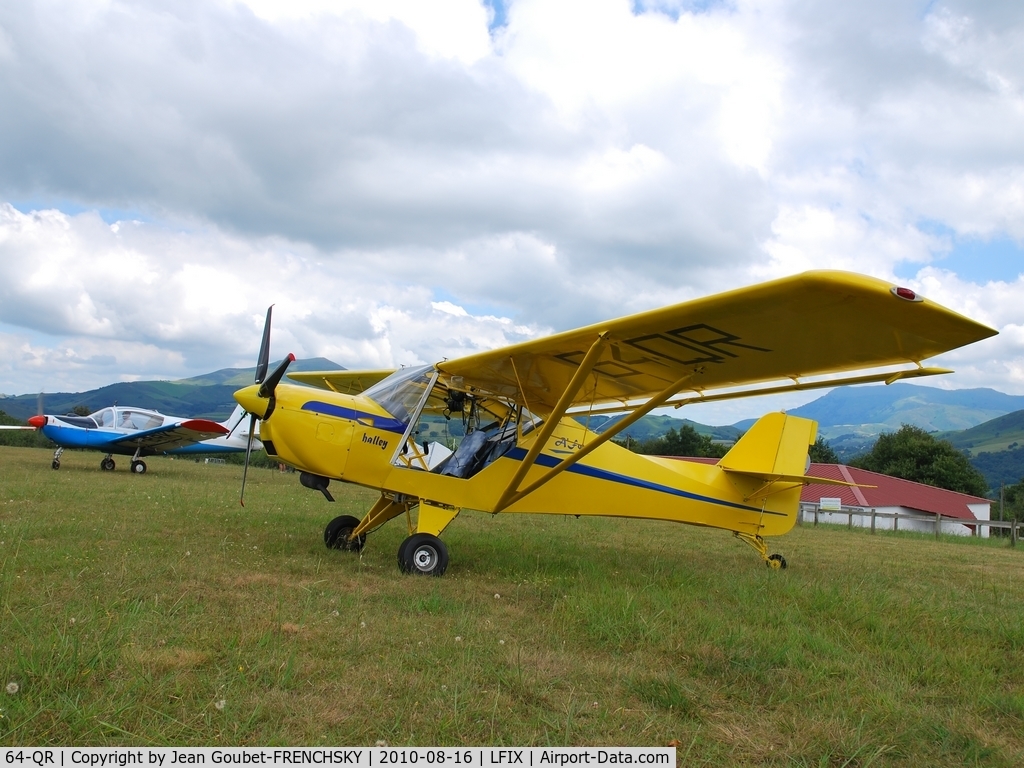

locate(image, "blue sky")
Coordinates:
911 228 1024 284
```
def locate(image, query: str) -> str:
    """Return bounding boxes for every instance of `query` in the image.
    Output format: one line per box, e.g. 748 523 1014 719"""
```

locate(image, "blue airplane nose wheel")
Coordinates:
767 553 787 570
101 457 116 471
399 533 449 576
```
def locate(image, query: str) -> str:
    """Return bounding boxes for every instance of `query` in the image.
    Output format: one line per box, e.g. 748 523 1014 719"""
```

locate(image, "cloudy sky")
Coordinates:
0 0 1021 424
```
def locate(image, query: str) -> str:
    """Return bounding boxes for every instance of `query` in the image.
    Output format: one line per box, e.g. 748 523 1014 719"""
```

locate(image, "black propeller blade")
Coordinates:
255 305 273 385
258 353 296 399
240 412 258 508
239 305 295 507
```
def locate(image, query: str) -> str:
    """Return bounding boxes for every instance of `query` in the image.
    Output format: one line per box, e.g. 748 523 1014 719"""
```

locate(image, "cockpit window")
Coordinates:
91 408 115 428
363 365 435 424
114 409 165 431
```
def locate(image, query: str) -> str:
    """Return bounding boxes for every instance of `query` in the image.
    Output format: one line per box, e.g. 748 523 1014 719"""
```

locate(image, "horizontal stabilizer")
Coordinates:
721 468 873 489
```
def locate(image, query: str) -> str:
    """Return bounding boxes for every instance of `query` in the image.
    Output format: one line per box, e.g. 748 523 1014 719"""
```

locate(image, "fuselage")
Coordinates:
235 371 804 539
32 407 256 456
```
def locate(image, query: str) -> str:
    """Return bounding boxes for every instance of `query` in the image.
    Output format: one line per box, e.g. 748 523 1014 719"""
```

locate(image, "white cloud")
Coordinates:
235 0 493 63
0 0 1021 422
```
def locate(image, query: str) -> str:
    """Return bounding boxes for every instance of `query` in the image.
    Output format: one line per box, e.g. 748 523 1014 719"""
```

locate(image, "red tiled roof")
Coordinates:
668 459 989 521
801 463 988 521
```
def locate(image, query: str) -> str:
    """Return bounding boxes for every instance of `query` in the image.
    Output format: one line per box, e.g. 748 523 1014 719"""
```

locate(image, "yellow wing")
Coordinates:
436 271 996 414
287 369 396 394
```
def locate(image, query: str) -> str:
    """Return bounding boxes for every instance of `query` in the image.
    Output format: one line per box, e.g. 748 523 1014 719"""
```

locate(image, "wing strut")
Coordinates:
492 333 608 513
493 367 697 513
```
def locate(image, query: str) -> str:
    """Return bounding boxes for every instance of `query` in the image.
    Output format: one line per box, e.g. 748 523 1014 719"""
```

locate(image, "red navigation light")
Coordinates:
891 286 922 302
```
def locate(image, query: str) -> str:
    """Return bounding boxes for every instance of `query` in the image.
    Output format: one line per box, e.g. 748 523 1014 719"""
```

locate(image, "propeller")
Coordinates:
3 392 45 430
239 306 295 507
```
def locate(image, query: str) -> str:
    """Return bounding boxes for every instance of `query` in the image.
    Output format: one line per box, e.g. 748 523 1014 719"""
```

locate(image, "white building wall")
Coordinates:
799 504 987 537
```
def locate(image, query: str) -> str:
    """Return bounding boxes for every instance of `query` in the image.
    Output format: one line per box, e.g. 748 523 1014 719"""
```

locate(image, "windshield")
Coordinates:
91 408 115 428
363 365 435 424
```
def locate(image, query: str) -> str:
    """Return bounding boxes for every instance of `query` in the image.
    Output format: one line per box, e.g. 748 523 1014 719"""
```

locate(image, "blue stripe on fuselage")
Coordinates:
504 447 775 515
300 401 407 434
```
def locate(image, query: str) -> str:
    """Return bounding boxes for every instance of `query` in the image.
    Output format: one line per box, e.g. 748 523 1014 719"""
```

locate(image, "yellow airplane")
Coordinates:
234 271 996 575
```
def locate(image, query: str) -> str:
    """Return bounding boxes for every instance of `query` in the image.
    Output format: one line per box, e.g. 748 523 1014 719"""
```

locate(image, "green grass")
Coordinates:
2 446 1023 765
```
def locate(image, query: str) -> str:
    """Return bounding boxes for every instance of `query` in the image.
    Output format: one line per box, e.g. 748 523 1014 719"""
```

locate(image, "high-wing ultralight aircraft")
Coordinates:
22 404 259 473
233 272 996 575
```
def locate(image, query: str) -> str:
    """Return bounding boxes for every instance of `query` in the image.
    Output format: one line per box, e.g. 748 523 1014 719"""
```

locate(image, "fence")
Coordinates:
797 503 1020 545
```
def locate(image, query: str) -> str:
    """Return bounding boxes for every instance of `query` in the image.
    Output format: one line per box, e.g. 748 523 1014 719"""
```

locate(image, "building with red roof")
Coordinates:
673 459 992 536
801 463 991 536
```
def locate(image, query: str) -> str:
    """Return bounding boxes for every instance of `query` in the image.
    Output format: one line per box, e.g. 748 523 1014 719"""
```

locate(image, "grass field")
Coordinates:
2 446 1023 765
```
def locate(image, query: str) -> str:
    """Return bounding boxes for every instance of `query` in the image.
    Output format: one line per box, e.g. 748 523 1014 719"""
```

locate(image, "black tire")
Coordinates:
766 553 787 570
324 515 366 552
131 460 147 475
51 460 60 470
399 533 449 577
397 536 415 573
101 458 115 471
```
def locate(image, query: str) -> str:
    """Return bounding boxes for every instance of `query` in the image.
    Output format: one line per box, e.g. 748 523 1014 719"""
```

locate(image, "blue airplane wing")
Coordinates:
106 419 230 453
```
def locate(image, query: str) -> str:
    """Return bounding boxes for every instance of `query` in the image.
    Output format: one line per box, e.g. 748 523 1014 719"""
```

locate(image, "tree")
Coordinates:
633 425 729 459
808 436 839 464
72 405 91 416
850 424 989 497
1002 478 1024 522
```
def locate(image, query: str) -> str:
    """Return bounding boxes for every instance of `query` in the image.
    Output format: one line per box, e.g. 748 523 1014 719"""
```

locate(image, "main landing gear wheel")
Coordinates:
130 460 147 475
51 460 60 470
101 457 116 471
324 515 366 552
766 554 787 570
398 533 449 577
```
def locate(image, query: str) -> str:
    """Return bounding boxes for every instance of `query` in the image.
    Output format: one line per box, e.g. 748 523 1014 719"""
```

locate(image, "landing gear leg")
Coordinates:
324 515 366 552
735 532 787 570
396 500 459 576
130 447 146 474
398 533 449 576
51 446 64 470
323 494 412 554
100 455 116 471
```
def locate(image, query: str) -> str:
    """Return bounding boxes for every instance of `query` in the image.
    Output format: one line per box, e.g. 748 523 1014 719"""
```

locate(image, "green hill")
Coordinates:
941 409 1024 454
587 413 741 443
0 357 343 421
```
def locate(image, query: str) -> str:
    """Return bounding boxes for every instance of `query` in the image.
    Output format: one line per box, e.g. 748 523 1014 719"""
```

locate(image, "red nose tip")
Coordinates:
28 415 45 428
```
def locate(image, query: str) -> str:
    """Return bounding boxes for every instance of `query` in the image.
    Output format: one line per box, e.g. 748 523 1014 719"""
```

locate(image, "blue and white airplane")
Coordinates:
24 404 261 473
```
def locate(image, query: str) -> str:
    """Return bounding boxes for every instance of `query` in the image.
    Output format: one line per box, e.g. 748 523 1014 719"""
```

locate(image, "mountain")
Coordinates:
587 413 741 443
942 410 1024 454
730 383 1024 458
173 357 343 388
0 357 343 421
937 410 1024 490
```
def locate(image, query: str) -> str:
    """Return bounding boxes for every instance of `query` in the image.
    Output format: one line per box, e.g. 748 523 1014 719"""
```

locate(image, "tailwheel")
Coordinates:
131 460 147 475
766 553 787 570
398 533 449 576
101 457 116 471
324 515 366 552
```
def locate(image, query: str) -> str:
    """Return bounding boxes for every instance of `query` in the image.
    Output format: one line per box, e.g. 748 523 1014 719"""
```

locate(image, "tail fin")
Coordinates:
719 412 859 490
221 404 259 439
719 412 816 480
